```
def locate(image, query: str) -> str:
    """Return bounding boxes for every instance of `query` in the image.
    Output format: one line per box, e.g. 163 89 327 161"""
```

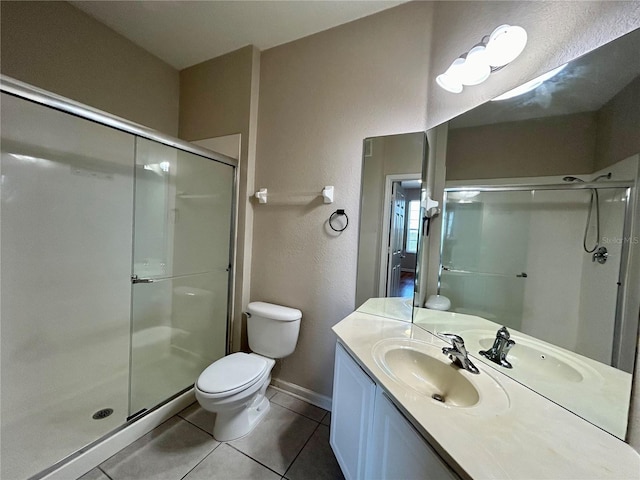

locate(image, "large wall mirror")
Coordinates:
412 27 640 440
355 132 426 320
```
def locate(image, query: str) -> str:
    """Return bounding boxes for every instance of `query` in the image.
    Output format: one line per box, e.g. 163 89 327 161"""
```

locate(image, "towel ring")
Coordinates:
329 209 349 232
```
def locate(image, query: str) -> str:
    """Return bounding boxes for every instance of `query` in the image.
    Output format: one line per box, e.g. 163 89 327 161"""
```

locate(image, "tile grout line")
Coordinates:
177 413 217 438
270 398 328 423
178 442 223 480
226 442 286 478
97 466 114 480
178 402 324 439
320 411 329 425
281 420 322 479
174 398 325 479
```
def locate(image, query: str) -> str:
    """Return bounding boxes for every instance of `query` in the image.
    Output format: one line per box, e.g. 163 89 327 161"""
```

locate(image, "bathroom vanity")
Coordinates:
331 341 459 479
330 307 640 480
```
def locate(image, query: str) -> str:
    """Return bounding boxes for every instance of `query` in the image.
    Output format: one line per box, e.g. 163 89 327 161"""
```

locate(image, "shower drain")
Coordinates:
92 408 114 420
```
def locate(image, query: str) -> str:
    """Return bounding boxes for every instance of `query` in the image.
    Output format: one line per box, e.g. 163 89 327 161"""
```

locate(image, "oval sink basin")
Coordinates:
373 338 509 412
380 346 479 406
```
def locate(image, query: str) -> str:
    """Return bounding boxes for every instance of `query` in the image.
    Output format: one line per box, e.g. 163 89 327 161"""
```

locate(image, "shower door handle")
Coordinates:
131 275 154 284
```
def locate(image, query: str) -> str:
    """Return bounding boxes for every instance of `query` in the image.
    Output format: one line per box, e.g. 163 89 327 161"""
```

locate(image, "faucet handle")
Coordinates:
503 339 515 354
497 326 511 340
440 332 464 347
440 333 479 374
440 333 468 356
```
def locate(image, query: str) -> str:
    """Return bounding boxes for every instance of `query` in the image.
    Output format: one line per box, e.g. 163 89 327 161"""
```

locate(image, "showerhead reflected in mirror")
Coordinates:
412 27 640 439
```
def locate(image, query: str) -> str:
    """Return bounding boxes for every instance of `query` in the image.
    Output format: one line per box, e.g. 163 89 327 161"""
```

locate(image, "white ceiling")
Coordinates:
70 0 405 70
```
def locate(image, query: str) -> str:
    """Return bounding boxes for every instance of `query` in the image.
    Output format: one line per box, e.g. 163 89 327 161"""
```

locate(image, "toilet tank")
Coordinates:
246 302 301 358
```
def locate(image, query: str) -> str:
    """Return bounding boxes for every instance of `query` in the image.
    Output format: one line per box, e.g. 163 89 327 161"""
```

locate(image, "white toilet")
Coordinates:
195 301 302 441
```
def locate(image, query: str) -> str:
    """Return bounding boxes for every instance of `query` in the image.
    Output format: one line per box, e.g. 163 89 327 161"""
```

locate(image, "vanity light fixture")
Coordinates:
436 24 528 94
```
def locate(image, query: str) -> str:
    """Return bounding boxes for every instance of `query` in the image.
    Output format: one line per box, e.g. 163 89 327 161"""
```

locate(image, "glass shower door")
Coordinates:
439 190 531 330
439 186 629 364
130 138 234 416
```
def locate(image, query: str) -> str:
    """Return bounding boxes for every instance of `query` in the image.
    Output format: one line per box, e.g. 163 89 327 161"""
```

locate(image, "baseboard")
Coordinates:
40 389 196 480
270 378 332 411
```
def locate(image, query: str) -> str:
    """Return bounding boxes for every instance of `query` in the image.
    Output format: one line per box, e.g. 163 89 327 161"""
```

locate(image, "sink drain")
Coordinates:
92 408 114 420
432 393 445 403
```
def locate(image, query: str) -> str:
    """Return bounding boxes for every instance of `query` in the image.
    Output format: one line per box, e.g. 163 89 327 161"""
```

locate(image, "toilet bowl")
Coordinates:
195 302 301 441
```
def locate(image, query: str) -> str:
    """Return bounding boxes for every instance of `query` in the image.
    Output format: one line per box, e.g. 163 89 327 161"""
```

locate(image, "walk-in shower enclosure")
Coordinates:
0 77 237 480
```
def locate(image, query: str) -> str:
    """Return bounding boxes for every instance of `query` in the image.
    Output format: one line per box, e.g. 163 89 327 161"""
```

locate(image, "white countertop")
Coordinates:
333 309 640 480
355 296 413 321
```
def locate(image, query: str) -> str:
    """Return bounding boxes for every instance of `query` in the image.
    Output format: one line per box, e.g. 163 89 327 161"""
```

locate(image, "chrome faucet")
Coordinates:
441 333 480 374
479 326 515 369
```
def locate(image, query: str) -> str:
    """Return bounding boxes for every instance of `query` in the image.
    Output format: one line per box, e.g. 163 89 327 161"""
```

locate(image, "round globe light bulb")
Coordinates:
436 74 463 93
460 45 491 86
485 24 528 67
436 57 465 93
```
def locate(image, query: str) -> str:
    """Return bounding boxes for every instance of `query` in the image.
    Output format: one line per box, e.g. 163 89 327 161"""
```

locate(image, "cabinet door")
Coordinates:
330 343 376 480
367 388 459 480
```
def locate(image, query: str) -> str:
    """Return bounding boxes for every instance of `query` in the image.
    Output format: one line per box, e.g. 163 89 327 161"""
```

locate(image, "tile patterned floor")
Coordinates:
79 387 344 480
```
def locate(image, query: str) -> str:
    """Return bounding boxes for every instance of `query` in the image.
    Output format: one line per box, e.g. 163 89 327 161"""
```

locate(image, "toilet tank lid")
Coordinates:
247 301 302 321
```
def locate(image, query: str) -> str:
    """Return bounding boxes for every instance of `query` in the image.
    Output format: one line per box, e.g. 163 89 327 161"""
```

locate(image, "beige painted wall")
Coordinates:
0 1 179 135
596 76 640 170
253 1 434 397
446 112 598 180
179 46 261 352
445 75 640 181
356 139 385 309
356 133 424 307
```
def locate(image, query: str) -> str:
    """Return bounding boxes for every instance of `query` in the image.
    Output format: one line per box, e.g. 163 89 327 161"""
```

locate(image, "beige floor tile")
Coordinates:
266 386 277 399
229 403 317 475
285 425 344 480
100 417 218 480
321 412 331 426
179 402 216 435
271 392 327 421
77 468 110 480
183 443 280 480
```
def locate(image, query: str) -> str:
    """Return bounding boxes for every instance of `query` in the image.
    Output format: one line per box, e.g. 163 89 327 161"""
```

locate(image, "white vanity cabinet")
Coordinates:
367 389 459 480
331 342 460 480
330 343 376 480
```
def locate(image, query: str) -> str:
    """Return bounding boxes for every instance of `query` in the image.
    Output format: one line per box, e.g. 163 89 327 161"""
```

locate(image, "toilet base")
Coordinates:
212 390 271 441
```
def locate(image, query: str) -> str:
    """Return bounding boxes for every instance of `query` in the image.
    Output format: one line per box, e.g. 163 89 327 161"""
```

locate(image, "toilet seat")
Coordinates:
197 353 268 398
